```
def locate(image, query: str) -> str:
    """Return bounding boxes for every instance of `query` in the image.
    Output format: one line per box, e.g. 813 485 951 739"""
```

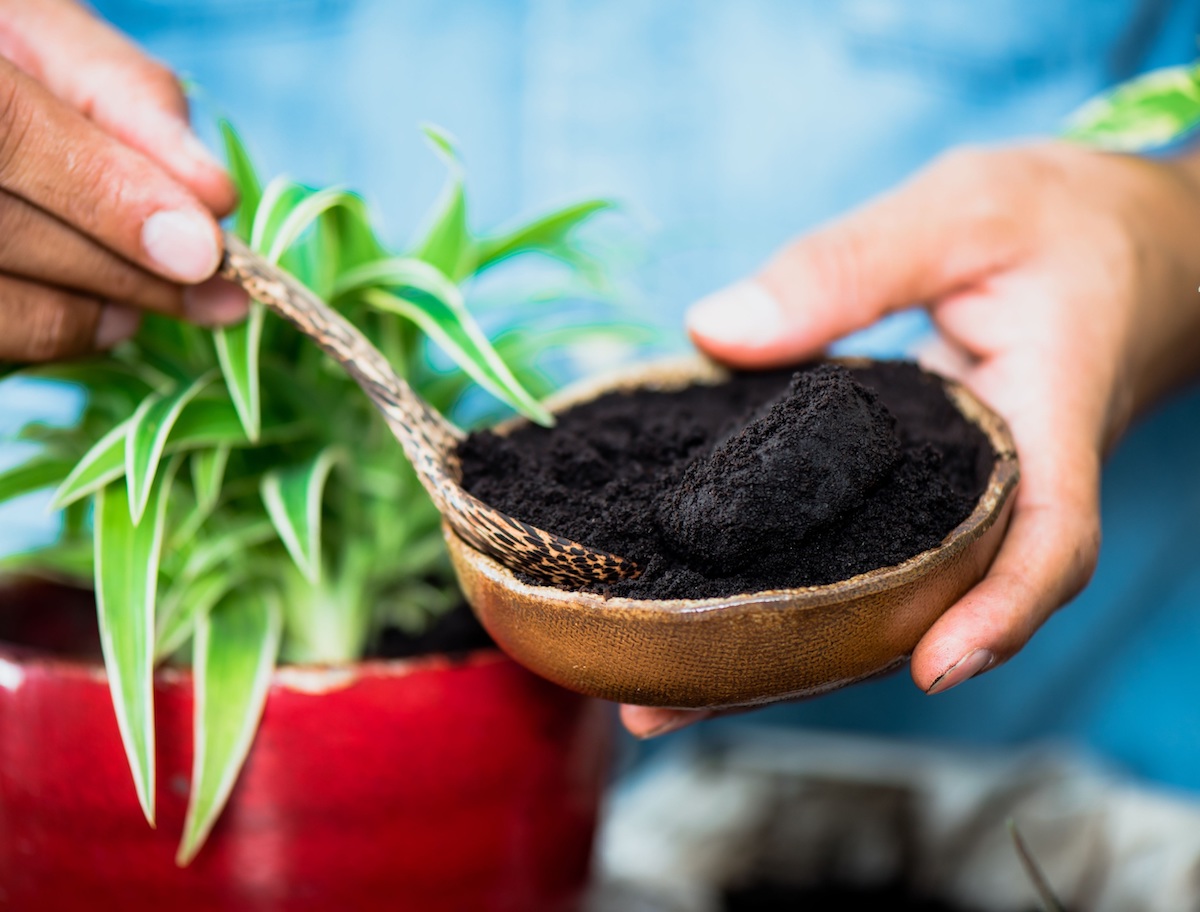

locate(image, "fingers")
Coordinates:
687 148 1027 368
911 386 1102 694
0 188 182 314
0 274 140 361
0 0 235 215
0 57 223 285
619 705 711 739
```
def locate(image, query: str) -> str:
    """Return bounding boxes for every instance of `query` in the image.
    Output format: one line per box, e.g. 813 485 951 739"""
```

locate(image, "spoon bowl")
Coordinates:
444 356 1019 709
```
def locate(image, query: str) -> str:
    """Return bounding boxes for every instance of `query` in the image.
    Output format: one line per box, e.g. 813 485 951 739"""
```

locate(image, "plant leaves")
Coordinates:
325 194 387 271
93 456 181 827
51 419 133 511
176 519 277 585
260 447 340 583
50 398 261 513
177 585 281 865
125 372 214 524
264 187 363 266
251 176 310 253
169 397 256 448
214 305 265 442
220 121 263 240
215 176 309 445
155 569 240 662
0 458 74 507
414 124 472 280
190 446 230 516
135 314 210 379
362 288 553 425
474 199 613 270
333 255 463 305
1065 61 1200 151
0 537 94 584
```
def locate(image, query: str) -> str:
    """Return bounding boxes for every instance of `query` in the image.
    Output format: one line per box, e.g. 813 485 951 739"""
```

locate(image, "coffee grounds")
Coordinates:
662 365 900 576
458 361 994 600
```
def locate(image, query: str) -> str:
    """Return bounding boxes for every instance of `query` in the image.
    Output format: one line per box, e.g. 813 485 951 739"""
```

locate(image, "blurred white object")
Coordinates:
588 728 1200 912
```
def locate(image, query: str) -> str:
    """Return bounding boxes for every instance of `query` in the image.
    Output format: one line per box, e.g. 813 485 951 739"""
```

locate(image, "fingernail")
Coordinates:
926 648 995 695
637 711 711 740
184 277 250 327
94 305 141 349
142 209 221 283
686 281 783 346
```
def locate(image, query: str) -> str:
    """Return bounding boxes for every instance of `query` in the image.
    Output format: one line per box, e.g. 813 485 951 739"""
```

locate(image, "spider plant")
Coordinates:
1065 58 1200 150
0 122 650 863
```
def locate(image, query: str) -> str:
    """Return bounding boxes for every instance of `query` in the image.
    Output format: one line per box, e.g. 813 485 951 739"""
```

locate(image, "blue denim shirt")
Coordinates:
6 0 1200 787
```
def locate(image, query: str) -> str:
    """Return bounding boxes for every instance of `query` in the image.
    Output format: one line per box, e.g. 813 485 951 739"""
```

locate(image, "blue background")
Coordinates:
4 0 1200 789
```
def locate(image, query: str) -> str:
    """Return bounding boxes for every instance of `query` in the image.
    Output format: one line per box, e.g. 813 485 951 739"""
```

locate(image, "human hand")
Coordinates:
0 0 245 362
623 141 1200 738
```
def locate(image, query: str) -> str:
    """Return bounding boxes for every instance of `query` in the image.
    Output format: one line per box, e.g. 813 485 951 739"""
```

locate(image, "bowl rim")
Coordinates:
451 355 1019 616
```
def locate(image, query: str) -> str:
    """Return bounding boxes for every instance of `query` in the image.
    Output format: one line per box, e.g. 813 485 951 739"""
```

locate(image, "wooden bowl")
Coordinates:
444 357 1019 709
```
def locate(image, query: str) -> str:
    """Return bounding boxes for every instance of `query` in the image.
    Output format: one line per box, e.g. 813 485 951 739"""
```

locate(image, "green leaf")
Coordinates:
155 569 240 662
0 458 74 507
474 199 613 270
260 448 341 583
176 519 277 584
1065 61 1200 151
135 314 210 379
190 446 230 516
332 255 463 305
177 586 281 865
125 372 214 524
363 288 554 426
214 305 265 442
50 398 259 513
414 124 471 280
168 397 254 448
0 537 94 584
251 177 310 253
94 456 181 827
264 187 364 265
51 420 132 511
325 194 387 271
220 121 263 240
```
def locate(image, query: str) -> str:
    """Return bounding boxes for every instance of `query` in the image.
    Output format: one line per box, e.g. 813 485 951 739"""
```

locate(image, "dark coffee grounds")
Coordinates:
458 361 994 600
663 365 900 576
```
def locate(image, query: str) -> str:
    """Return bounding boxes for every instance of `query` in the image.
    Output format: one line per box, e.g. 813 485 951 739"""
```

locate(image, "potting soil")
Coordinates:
458 361 994 600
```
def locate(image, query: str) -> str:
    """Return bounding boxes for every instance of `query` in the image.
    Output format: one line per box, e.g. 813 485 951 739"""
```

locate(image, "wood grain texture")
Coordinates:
218 232 638 587
446 356 1020 709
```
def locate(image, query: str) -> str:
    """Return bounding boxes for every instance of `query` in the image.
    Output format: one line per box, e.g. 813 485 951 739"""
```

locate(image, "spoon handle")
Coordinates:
217 232 640 587
218 232 463 474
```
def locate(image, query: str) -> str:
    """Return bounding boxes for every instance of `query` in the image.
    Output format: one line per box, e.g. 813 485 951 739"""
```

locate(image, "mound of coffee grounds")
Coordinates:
662 365 900 575
458 361 994 600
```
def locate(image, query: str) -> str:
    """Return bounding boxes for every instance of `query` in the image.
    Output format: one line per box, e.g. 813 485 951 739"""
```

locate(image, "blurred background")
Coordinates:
5 0 1200 794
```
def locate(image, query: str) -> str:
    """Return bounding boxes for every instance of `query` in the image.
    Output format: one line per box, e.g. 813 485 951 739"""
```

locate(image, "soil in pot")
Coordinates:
459 361 995 599
0 577 495 661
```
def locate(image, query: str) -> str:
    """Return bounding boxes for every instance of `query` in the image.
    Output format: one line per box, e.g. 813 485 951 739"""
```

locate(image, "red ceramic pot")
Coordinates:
0 583 613 911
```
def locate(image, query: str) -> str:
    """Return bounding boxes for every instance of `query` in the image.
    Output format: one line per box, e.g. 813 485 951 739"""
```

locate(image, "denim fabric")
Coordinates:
4 0 1200 787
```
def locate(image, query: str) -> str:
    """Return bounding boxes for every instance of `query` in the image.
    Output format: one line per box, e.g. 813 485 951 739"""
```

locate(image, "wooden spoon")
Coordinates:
217 232 639 588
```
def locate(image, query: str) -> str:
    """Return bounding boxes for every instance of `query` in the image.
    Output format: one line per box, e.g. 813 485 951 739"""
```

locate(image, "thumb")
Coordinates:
2 0 235 216
686 149 1019 367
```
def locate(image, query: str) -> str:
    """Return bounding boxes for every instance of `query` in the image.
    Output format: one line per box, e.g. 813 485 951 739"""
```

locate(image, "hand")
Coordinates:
623 141 1200 738
0 0 246 362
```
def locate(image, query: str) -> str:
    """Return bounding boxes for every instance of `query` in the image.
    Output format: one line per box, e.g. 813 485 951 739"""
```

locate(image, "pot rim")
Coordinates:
452 354 1020 616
